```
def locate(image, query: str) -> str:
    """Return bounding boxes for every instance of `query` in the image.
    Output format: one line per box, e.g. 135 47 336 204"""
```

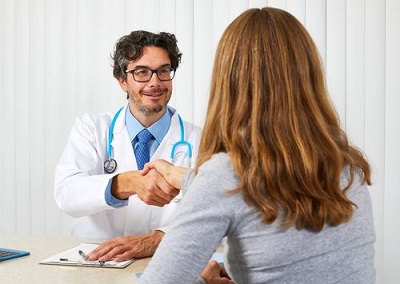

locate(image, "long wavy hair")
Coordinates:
195 7 371 231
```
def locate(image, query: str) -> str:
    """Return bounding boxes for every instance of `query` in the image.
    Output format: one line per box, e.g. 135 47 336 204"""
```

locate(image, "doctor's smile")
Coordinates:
141 88 168 97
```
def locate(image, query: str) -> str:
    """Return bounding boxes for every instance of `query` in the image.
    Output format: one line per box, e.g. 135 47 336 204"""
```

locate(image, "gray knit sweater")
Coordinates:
138 153 375 284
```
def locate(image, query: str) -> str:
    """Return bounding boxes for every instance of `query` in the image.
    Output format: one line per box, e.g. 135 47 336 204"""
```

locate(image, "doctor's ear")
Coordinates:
117 76 128 91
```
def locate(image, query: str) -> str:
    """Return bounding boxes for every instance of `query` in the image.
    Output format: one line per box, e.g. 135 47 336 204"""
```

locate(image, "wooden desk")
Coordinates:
0 234 149 283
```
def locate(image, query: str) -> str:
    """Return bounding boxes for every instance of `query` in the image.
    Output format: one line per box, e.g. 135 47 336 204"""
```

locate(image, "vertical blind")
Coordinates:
0 0 399 283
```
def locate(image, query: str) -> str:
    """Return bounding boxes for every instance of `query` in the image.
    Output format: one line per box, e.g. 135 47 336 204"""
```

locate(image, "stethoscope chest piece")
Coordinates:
104 158 117 174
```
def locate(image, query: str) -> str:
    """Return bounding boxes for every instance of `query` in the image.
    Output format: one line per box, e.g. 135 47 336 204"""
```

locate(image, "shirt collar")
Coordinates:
125 106 172 143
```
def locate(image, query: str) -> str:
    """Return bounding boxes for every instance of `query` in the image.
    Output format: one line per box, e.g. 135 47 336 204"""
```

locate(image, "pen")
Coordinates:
78 249 105 266
78 250 89 261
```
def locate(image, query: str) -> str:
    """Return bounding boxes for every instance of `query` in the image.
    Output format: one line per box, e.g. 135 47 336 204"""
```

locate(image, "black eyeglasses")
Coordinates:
125 66 176 82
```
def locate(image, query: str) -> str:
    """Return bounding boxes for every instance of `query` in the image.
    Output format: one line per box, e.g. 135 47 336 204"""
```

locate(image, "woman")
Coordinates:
138 7 375 284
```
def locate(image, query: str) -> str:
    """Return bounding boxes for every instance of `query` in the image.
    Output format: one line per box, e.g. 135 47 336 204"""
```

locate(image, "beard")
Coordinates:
137 104 164 115
129 89 171 116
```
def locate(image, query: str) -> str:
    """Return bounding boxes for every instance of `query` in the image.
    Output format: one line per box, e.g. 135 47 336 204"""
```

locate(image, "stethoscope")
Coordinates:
104 107 193 174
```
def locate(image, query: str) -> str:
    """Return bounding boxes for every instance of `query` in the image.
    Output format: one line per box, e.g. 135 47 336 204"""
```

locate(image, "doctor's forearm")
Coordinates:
111 169 179 207
111 171 141 199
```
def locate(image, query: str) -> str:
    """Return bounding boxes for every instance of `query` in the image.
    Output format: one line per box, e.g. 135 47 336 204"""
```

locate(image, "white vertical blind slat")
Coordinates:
160 0 177 34
174 0 194 121
365 0 386 283
385 1 400 283
248 0 268 9
212 0 232 54
228 0 249 22
287 0 306 23
159 0 178 106
29 0 47 235
192 0 213 127
345 0 366 148
326 0 346 126
268 0 287 9
0 3 2 224
1 0 17 233
305 0 327 64
43 0 65 235
100 0 127 113
15 0 32 234
127 0 161 33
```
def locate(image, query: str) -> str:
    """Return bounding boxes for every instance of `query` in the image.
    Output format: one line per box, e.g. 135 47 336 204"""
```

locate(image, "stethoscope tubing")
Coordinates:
107 106 124 158
104 106 192 174
170 114 193 159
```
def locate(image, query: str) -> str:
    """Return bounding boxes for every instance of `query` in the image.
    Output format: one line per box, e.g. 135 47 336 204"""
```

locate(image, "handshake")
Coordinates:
110 159 189 207
140 159 189 206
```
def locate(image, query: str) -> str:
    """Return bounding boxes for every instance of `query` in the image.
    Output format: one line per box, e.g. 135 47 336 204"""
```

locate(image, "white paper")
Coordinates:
39 243 135 268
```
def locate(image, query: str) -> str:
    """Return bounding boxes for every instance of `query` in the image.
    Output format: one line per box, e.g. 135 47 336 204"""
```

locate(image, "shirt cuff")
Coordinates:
105 179 128 208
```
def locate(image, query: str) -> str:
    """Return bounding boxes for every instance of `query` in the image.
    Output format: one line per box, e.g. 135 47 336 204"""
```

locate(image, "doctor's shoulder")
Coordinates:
182 119 202 137
72 111 112 139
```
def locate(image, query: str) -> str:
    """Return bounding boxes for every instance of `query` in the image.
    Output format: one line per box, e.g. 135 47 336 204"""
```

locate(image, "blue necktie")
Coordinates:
134 129 153 170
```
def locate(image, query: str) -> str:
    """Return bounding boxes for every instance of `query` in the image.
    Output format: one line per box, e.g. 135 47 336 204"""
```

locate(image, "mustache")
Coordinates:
141 88 168 95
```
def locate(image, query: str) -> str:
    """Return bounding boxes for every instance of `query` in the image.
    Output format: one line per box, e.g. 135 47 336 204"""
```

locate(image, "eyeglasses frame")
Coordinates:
125 66 176 82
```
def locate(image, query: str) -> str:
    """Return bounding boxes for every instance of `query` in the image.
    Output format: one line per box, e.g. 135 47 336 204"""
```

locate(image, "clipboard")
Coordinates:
39 243 135 268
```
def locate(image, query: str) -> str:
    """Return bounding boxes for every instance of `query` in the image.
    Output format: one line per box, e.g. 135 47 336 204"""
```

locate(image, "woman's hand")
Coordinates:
201 260 236 284
142 159 187 189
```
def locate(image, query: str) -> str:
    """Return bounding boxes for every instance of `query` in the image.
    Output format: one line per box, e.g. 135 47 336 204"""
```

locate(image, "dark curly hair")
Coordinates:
112 30 182 80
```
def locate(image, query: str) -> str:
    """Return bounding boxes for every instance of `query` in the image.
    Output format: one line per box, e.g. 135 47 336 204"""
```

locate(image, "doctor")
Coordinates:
54 30 202 261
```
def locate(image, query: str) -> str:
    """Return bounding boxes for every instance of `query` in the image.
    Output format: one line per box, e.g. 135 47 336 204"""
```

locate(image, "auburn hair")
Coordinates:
195 7 371 231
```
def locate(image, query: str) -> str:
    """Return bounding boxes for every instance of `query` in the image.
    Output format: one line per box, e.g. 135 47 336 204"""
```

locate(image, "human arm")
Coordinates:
138 154 237 283
55 114 181 217
87 230 164 262
54 114 121 217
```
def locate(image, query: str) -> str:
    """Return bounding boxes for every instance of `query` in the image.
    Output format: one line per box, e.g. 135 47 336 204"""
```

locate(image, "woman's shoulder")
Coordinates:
197 153 239 189
202 152 232 170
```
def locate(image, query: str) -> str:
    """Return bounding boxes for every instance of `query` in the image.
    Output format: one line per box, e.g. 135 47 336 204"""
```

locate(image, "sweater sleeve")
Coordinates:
138 153 237 283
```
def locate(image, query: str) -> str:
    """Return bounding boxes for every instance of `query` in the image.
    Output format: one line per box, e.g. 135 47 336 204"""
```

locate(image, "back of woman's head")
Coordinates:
197 7 371 231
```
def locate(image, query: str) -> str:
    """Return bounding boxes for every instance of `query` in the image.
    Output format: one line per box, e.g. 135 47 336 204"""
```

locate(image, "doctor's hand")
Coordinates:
87 231 164 262
142 159 188 189
111 169 179 207
201 260 236 284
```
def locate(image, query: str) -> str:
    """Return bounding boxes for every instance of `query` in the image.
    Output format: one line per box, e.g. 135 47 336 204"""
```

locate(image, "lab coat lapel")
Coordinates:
110 105 138 172
152 112 180 162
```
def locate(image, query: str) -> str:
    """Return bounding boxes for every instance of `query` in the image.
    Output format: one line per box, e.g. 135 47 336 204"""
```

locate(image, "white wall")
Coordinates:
0 0 399 283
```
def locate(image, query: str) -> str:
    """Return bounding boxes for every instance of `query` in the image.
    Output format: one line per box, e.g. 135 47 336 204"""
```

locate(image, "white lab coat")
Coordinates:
54 104 202 238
